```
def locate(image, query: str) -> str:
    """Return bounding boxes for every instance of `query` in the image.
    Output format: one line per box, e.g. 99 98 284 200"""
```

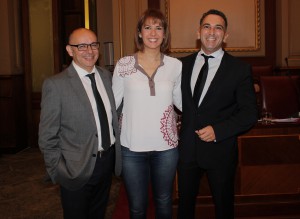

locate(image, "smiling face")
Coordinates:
198 14 229 54
66 28 99 72
139 17 165 51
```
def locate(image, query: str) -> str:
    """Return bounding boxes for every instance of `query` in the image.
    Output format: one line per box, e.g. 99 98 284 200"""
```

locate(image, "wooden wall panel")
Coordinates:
166 0 261 54
172 124 300 218
0 75 27 153
276 0 300 67
52 0 85 70
240 164 300 194
62 7 85 67
157 0 276 67
112 0 148 60
239 135 300 165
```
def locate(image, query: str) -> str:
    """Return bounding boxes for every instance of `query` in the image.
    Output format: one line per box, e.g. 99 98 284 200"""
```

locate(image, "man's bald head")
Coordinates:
68 28 97 45
66 28 99 72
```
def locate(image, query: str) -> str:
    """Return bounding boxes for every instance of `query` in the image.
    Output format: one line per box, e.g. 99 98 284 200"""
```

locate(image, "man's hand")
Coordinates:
195 125 216 142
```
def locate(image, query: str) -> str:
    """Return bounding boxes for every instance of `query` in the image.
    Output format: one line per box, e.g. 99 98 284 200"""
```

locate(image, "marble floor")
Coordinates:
0 147 122 219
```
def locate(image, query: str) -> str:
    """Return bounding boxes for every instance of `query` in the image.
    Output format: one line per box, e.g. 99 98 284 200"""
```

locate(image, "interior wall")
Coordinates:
0 0 22 75
0 0 28 152
96 0 114 67
164 0 266 58
21 0 300 92
276 0 300 67
111 0 278 67
29 0 54 92
112 0 148 62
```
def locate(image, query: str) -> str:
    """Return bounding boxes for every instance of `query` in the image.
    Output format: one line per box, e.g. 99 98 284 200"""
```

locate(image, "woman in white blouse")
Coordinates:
112 8 182 219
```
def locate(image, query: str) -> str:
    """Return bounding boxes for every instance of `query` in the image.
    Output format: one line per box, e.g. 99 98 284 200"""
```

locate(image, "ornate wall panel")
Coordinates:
162 0 265 57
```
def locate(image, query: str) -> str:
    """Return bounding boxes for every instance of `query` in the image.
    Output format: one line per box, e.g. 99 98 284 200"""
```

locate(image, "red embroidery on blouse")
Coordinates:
160 105 178 147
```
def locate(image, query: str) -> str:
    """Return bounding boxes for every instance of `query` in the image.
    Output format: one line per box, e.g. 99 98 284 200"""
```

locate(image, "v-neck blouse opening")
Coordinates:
134 53 165 96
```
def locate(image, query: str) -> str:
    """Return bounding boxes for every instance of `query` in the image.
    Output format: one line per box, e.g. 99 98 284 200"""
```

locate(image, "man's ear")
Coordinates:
197 27 201 39
223 32 229 43
66 45 73 57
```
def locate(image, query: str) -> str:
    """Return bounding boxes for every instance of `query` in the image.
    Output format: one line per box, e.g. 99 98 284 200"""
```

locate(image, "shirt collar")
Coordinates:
72 61 97 78
198 48 224 59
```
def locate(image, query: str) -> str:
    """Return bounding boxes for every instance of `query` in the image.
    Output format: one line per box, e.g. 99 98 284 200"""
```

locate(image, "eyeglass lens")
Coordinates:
76 43 100 51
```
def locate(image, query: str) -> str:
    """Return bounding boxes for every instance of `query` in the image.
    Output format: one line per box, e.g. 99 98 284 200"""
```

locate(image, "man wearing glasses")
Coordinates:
39 28 121 219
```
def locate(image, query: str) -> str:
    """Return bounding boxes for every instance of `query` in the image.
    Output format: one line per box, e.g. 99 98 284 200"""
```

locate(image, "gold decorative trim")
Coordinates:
84 0 90 29
165 0 261 53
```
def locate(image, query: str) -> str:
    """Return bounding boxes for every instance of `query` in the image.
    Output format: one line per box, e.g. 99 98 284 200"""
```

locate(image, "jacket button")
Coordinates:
92 154 96 157
95 134 98 137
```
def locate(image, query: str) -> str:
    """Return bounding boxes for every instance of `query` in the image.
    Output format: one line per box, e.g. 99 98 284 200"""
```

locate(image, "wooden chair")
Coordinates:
252 65 273 83
251 65 274 117
259 76 300 119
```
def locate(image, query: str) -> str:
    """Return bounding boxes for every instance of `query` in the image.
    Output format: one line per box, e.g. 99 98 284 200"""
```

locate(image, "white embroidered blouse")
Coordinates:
112 54 182 152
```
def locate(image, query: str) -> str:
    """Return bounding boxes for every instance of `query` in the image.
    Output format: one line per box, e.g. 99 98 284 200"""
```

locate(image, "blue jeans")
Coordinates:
121 146 178 219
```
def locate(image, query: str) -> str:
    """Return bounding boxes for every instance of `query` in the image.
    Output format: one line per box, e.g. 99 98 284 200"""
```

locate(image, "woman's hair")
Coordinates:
134 9 170 53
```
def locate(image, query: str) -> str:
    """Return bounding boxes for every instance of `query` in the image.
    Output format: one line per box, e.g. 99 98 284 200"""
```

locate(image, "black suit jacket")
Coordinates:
179 51 258 168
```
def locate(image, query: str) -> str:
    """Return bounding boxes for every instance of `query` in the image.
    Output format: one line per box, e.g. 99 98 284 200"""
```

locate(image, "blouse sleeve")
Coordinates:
112 61 124 109
173 60 182 111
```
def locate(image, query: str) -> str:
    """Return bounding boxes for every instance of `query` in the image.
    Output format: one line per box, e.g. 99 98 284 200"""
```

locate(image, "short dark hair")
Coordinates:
134 9 170 52
200 9 228 30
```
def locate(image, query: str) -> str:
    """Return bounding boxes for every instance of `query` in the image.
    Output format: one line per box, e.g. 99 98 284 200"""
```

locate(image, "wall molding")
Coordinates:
162 0 265 57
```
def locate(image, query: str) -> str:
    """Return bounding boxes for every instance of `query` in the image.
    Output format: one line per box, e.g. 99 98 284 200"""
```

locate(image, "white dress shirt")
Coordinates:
73 61 115 151
191 49 224 106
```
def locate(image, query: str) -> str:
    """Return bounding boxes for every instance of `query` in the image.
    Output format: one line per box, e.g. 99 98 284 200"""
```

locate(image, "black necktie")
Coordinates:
87 73 111 150
193 54 214 106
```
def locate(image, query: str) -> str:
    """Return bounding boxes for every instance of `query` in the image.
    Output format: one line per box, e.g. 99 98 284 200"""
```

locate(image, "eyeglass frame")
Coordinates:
69 42 100 51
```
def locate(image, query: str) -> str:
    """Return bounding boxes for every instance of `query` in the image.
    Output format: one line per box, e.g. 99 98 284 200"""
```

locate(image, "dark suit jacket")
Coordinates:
39 64 121 191
179 51 257 168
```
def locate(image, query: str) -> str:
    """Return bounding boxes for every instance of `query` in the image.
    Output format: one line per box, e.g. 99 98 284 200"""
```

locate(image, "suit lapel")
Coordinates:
95 67 116 111
183 53 198 102
67 65 96 122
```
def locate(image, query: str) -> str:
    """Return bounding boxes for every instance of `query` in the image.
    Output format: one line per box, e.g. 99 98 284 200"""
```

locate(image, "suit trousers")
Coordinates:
60 145 115 219
177 160 237 219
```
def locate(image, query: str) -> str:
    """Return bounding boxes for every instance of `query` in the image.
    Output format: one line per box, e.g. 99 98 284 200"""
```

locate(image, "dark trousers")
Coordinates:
177 160 236 219
60 146 115 219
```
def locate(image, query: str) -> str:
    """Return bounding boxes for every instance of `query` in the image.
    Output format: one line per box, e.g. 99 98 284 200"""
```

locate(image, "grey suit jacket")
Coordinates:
39 64 121 191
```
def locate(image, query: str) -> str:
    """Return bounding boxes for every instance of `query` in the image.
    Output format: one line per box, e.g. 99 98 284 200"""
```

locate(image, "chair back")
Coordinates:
252 65 273 81
260 76 300 119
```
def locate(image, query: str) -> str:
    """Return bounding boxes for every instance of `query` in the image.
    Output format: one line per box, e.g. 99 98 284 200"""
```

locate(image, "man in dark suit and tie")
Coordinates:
177 9 257 219
39 28 121 219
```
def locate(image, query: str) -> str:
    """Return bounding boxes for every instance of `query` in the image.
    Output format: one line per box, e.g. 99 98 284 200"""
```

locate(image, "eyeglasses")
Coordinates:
69 42 100 51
